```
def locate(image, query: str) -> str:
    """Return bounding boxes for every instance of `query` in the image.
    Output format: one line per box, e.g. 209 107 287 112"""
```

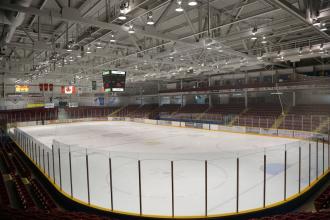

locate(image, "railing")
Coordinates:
159 78 330 94
159 113 330 133
8 117 330 218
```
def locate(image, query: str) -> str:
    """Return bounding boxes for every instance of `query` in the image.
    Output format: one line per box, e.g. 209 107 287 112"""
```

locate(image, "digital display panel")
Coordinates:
102 70 126 92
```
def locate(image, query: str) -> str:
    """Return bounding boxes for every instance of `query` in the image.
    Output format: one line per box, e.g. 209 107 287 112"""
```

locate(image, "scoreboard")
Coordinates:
102 70 126 92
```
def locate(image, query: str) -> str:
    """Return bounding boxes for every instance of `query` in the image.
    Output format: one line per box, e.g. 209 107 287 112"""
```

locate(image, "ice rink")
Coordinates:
17 121 328 217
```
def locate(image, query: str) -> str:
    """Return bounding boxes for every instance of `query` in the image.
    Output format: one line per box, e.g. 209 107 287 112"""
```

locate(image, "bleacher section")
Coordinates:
170 104 209 121
0 107 58 123
64 106 119 118
278 105 330 132
115 105 140 117
249 211 330 220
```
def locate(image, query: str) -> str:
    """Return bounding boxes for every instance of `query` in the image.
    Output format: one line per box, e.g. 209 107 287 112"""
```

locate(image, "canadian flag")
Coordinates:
61 86 76 94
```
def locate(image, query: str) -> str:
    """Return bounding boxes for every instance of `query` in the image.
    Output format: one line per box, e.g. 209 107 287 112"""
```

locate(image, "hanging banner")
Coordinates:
92 81 97 90
15 85 29 92
61 86 76 94
43 83 48 91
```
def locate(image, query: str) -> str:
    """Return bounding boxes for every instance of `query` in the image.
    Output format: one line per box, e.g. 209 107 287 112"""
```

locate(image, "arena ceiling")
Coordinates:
0 0 330 86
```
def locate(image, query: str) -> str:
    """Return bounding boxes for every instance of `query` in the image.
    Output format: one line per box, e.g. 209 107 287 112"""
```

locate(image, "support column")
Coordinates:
292 62 297 81
140 87 143 106
292 91 296 107
157 81 161 107
244 91 248 108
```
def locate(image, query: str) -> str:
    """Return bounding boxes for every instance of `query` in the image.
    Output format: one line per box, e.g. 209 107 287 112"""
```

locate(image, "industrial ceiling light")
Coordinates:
188 0 197 6
320 22 327 31
95 40 103 49
309 46 313 54
69 56 74 62
110 34 116 43
128 24 135 34
86 45 92 54
261 36 267 44
250 27 257 40
118 13 127 20
175 0 184 12
146 12 154 25
320 43 324 50
313 19 321 26
299 47 303 56
277 50 281 57
66 44 73 52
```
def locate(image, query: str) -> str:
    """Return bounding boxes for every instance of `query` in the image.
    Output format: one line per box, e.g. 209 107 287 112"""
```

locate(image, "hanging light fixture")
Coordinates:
110 34 116 43
95 40 103 49
320 22 327 31
299 47 303 56
118 1 128 20
146 12 154 25
188 0 197 6
128 24 135 34
66 43 73 52
313 19 321 26
309 45 313 54
86 45 92 54
261 36 267 44
250 27 257 40
118 13 127 20
175 0 184 12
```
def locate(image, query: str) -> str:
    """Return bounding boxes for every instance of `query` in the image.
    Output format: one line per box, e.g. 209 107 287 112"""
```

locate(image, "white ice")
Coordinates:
18 121 329 217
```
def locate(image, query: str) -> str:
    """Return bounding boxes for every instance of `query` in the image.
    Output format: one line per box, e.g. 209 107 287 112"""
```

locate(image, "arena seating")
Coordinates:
159 78 330 94
64 106 118 118
12 174 37 210
128 104 159 118
231 104 282 128
115 105 140 117
0 169 10 206
177 104 209 113
278 105 330 131
29 177 58 211
0 206 117 220
249 211 330 220
314 185 330 211
207 104 245 115
156 104 181 113
0 107 58 123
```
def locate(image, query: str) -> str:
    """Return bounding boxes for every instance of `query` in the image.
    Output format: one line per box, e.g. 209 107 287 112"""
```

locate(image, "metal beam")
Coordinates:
183 10 198 41
28 0 49 27
264 0 330 42
154 0 174 27
0 2 191 46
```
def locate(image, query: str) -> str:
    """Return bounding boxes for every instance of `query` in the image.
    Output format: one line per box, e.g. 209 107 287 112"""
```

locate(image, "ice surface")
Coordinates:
17 121 326 216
